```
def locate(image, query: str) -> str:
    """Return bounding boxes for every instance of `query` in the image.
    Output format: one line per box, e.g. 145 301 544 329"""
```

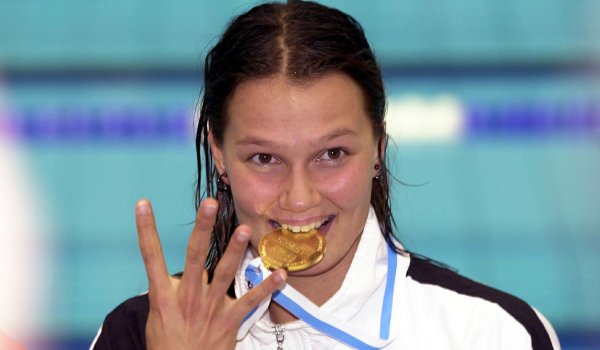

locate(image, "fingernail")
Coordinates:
136 201 151 215
235 231 249 243
273 270 285 284
203 202 218 215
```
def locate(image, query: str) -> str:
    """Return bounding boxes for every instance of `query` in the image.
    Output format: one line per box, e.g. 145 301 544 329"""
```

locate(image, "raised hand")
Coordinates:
135 198 286 350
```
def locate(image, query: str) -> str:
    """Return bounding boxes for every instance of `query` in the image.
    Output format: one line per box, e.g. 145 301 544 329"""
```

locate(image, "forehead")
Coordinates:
224 73 372 143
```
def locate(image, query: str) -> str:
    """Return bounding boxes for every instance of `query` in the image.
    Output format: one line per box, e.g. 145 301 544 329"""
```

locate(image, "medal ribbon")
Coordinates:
242 244 398 350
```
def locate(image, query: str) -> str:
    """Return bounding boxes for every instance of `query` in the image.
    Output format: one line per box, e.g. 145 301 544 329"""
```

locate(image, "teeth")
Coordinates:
279 217 329 233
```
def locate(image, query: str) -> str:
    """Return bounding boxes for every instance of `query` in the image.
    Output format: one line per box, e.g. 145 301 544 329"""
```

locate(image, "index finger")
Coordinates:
135 199 170 291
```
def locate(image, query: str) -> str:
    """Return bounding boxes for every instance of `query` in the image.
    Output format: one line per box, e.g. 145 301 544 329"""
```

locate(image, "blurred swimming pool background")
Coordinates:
0 1 599 349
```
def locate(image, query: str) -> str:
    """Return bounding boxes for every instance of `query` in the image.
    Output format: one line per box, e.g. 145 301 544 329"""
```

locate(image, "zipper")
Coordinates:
273 324 285 350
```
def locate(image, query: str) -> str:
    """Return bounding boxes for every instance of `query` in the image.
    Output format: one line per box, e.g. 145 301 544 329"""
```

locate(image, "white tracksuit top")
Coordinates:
233 208 560 350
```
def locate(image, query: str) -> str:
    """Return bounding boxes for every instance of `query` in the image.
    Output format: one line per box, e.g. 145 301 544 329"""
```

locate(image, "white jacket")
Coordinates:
233 208 561 350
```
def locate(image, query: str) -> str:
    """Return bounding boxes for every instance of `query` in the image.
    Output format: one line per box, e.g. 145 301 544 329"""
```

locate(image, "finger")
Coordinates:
181 198 218 294
135 199 170 292
208 225 251 299
234 269 287 318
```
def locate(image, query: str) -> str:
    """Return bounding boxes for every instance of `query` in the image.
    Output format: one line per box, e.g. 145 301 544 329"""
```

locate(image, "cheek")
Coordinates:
230 173 281 216
318 165 372 208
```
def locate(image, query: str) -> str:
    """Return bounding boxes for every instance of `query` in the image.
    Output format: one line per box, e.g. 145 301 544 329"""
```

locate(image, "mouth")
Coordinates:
269 215 335 234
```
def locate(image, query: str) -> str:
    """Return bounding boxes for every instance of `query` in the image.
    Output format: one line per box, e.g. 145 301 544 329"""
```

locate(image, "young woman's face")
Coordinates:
210 73 380 276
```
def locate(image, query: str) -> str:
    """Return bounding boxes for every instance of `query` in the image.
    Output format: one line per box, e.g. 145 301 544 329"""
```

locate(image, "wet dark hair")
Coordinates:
195 0 399 275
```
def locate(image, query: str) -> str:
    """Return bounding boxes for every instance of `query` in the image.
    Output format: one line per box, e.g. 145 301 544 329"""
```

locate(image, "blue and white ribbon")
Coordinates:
238 244 398 350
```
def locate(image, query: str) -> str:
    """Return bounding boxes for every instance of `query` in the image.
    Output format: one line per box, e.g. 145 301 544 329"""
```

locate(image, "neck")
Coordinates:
268 232 362 324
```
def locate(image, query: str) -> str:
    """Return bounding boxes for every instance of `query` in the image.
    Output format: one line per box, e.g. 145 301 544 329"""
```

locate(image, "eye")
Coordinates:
249 153 279 165
318 148 347 162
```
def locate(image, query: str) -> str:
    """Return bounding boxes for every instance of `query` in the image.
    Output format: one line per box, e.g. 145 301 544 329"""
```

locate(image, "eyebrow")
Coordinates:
235 127 359 146
324 128 358 141
236 137 277 147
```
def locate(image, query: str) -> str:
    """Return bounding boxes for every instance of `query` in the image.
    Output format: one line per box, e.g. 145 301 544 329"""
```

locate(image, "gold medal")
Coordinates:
258 228 326 271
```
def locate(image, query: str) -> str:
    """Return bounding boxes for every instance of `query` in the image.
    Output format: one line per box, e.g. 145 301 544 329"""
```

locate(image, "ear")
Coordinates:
208 131 227 177
378 134 387 161
373 134 386 177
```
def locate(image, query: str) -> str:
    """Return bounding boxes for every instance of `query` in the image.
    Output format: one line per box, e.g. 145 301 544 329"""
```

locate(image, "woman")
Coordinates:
92 1 560 349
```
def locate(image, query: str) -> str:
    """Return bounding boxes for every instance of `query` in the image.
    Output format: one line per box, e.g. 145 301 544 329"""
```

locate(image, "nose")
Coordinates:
278 165 320 212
